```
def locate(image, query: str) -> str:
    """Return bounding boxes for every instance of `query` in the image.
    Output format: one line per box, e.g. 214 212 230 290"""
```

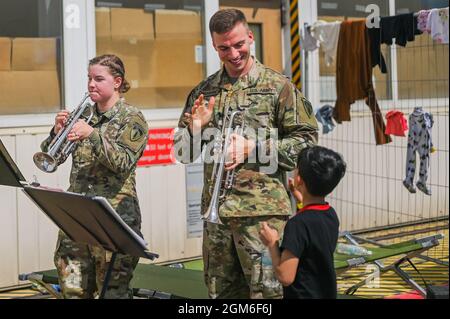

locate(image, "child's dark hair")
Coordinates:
88 54 130 93
297 146 346 197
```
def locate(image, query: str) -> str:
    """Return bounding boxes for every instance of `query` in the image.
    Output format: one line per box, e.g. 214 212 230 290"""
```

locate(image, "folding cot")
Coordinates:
334 232 444 296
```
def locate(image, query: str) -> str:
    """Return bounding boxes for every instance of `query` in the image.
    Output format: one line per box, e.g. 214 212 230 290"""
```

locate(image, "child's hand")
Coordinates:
259 222 280 248
289 178 303 203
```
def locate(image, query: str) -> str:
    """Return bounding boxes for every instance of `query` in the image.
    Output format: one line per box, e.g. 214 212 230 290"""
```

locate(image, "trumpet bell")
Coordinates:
203 201 223 225
33 152 58 173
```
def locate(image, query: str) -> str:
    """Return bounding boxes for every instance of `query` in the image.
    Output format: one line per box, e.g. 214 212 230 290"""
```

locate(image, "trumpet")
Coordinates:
33 92 94 173
203 106 245 224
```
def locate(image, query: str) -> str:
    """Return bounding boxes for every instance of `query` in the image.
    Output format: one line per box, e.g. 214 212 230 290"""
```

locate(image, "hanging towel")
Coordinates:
334 19 392 145
385 110 408 137
310 21 341 66
427 7 449 44
301 25 319 51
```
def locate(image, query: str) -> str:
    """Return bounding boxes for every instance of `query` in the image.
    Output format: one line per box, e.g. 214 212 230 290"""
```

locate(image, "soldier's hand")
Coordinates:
225 134 256 171
185 94 215 134
259 222 280 248
54 110 70 135
68 120 94 141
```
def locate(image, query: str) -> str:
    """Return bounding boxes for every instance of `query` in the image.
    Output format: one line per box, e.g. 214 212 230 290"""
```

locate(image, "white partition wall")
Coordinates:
0 137 19 288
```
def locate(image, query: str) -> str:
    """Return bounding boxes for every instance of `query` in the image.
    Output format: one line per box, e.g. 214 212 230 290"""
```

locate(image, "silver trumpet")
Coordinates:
203 107 245 224
33 92 94 173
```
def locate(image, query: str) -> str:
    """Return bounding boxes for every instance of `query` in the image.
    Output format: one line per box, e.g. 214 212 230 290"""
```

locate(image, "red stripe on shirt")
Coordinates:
297 203 331 214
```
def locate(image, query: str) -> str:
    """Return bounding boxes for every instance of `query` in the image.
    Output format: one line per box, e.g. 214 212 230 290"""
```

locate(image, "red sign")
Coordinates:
138 128 175 167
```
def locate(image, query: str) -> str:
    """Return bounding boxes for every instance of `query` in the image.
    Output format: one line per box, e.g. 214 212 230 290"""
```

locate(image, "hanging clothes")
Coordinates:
334 19 392 145
385 110 408 137
426 7 449 44
381 13 422 46
369 13 422 74
301 25 319 51
310 21 341 66
368 21 388 74
315 105 336 134
417 10 431 33
403 107 434 195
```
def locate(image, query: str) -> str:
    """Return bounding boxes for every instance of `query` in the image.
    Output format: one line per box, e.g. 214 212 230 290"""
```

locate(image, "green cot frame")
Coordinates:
22 232 443 299
334 233 444 296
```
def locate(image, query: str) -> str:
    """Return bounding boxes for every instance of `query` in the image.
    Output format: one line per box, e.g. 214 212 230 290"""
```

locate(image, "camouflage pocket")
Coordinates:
72 140 93 164
245 95 273 129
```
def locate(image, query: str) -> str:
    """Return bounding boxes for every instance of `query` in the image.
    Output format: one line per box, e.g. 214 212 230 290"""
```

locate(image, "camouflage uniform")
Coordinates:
175 59 318 298
41 98 148 299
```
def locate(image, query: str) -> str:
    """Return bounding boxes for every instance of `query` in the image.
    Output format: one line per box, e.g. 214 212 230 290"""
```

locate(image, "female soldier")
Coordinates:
40 54 148 298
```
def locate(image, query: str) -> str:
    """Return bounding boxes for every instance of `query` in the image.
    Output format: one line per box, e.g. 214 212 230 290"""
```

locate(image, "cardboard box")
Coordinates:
124 87 156 108
96 39 157 87
12 38 57 71
95 7 111 38
0 37 11 70
154 86 192 108
0 71 60 114
153 39 204 87
155 10 202 40
124 86 191 109
111 8 154 41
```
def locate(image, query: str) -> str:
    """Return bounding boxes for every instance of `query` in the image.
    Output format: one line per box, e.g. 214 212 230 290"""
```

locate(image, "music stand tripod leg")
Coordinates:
99 252 118 299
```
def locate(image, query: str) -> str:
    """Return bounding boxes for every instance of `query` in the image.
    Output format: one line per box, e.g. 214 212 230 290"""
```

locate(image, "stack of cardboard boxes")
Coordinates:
0 37 60 114
96 7 204 109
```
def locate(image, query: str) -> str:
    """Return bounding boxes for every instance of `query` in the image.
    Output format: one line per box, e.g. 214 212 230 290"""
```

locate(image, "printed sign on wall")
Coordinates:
138 128 175 167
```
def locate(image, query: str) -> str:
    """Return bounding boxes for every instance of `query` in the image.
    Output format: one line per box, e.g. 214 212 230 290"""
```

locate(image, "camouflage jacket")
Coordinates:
175 59 318 217
41 98 148 223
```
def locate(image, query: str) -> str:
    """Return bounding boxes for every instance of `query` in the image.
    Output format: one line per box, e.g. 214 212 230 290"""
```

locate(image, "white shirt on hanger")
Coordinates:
310 21 342 66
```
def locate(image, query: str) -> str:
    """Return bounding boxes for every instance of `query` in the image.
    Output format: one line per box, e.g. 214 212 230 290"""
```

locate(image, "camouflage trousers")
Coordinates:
203 215 288 299
54 230 139 299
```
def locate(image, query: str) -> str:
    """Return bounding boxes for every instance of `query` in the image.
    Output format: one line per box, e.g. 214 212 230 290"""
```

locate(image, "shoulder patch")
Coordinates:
130 122 146 142
118 116 148 153
300 97 314 118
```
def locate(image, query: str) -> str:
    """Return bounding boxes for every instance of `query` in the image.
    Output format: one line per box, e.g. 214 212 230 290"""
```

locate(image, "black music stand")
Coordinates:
1 139 158 298
0 139 27 188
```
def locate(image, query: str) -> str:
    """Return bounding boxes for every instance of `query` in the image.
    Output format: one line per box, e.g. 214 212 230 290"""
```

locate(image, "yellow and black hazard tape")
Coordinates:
290 0 301 90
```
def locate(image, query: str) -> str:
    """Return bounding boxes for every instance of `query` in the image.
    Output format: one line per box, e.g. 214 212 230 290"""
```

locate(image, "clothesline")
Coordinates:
304 7 448 145
302 6 449 60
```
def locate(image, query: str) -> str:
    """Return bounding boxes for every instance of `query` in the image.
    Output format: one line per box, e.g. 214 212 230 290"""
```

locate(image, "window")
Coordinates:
249 23 263 63
94 0 205 109
0 0 63 115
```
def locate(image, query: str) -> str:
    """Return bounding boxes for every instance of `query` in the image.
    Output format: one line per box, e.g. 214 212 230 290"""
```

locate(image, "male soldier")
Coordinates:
40 54 148 298
174 9 318 298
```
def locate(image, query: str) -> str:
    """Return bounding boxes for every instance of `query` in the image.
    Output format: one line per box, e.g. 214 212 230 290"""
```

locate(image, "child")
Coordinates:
259 146 346 299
